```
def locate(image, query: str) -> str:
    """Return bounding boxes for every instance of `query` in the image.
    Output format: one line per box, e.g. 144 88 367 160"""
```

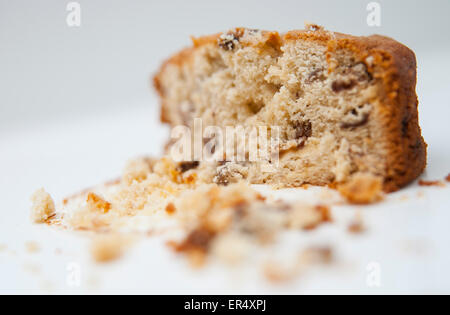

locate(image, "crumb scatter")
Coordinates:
34 154 343 279
25 241 40 254
418 179 445 187
30 188 56 223
90 235 129 263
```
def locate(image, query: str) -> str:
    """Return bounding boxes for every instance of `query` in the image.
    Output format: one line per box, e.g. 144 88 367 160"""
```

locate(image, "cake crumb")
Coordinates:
165 202 176 215
30 188 56 223
86 192 111 213
212 233 250 265
25 241 40 253
348 221 366 234
299 246 334 265
171 228 215 255
348 218 366 234
304 22 324 32
263 261 296 284
90 234 128 263
338 173 383 204
293 204 332 230
347 211 366 234
418 179 444 187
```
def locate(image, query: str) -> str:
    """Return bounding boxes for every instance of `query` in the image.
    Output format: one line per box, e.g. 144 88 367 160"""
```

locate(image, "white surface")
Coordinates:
1 0 450 295
1 51 450 294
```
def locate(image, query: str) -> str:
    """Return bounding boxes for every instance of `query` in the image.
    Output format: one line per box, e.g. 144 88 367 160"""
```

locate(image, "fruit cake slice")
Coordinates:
153 25 426 192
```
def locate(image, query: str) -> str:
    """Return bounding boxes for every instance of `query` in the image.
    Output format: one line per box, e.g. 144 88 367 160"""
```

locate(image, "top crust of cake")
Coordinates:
154 26 427 192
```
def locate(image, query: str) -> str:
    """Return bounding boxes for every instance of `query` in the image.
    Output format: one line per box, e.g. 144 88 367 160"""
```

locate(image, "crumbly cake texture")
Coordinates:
169 181 331 267
59 157 199 233
418 179 445 187
32 156 337 267
154 25 427 192
30 188 56 223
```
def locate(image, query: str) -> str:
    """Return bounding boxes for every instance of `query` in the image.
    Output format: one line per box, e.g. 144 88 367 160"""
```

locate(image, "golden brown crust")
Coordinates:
330 33 426 192
153 28 427 192
154 29 280 124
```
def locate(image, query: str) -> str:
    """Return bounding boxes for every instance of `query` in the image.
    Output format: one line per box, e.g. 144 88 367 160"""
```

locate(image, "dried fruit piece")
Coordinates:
331 78 356 92
293 120 312 139
341 104 372 129
218 31 241 51
213 162 248 186
306 68 325 83
178 161 199 173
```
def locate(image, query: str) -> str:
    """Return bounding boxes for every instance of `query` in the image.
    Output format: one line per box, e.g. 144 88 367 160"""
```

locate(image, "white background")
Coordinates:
1 0 450 294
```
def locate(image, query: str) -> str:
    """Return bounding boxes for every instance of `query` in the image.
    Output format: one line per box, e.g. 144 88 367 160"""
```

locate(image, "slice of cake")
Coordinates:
154 25 426 192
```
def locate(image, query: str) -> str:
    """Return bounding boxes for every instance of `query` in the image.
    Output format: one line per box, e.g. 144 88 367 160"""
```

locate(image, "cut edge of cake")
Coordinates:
153 25 427 192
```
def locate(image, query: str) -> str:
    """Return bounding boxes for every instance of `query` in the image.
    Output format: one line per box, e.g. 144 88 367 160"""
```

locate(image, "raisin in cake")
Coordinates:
154 25 426 192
